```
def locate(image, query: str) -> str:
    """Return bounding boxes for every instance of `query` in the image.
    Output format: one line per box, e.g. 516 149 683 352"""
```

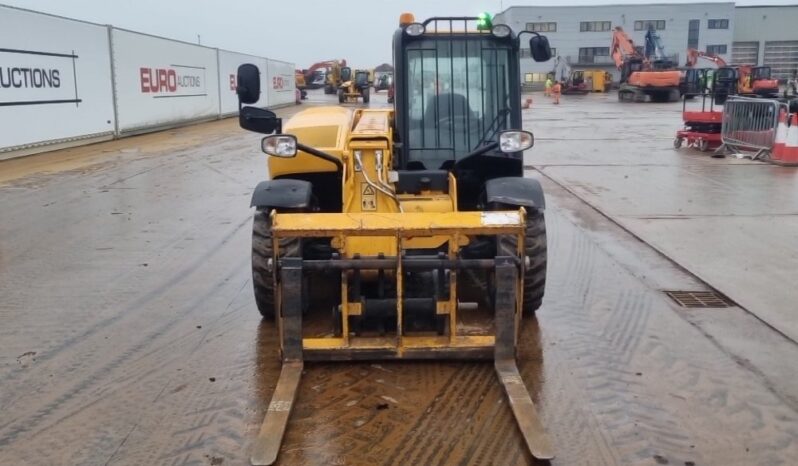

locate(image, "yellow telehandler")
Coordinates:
337 66 370 103
235 12 554 465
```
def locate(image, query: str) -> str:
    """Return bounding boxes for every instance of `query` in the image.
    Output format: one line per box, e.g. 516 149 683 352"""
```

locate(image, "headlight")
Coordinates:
499 130 534 153
491 24 512 38
261 135 297 158
405 23 425 36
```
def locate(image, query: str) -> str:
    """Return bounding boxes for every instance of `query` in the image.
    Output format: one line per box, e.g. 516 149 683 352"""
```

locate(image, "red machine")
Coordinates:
674 93 723 152
673 49 728 152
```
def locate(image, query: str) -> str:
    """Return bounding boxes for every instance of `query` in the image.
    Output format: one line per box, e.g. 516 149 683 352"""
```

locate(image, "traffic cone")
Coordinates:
782 113 798 164
773 109 788 161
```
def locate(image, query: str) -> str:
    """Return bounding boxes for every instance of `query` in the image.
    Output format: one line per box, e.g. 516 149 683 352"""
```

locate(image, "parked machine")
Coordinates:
294 70 307 100
324 61 345 94
681 48 726 96
611 25 681 102
337 67 370 103
235 11 555 466
302 59 347 90
674 92 723 152
374 71 393 92
735 65 779 97
552 56 589 95
584 70 613 92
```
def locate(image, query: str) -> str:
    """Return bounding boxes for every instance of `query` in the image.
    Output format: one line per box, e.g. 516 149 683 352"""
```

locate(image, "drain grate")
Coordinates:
665 290 734 308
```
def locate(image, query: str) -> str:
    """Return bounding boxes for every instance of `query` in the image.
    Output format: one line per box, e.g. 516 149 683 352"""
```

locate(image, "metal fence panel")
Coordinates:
720 97 782 157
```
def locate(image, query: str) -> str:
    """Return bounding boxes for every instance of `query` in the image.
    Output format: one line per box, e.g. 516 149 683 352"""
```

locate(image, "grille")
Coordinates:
665 291 733 308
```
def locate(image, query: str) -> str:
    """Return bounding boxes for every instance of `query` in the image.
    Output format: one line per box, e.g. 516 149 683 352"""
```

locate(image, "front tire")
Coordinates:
338 88 345 104
362 88 370 104
520 209 547 315
497 208 547 316
252 209 301 320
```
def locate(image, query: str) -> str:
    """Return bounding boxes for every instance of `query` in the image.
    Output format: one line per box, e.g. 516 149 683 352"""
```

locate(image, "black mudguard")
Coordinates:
250 179 312 209
485 177 546 211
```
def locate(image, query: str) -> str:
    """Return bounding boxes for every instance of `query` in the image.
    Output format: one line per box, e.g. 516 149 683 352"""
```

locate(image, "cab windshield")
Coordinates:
405 37 511 168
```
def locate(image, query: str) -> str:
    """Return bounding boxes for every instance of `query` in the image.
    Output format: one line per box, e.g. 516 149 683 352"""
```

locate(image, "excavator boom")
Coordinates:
685 48 727 68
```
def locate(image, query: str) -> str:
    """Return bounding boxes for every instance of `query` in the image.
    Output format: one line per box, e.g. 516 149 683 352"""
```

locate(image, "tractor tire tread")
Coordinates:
252 209 301 320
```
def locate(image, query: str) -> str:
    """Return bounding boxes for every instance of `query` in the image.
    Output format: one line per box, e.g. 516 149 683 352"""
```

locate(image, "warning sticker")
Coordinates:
480 212 521 225
361 183 377 211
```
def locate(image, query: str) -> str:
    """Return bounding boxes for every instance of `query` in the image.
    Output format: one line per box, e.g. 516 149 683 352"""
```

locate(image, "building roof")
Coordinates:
497 2 734 15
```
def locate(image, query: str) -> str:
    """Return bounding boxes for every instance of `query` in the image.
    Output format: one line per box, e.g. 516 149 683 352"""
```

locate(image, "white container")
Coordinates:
218 50 270 115
0 5 115 155
111 28 220 133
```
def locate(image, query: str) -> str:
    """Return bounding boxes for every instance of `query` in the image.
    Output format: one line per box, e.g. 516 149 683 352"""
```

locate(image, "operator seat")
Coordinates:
424 93 473 124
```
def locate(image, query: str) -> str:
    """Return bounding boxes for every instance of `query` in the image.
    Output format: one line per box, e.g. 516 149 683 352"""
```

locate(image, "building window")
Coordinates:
579 47 610 57
707 44 728 55
578 47 610 63
708 19 729 29
526 22 556 33
580 21 611 32
524 73 549 83
521 47 555 58
634 20 666 31
688 19 700 50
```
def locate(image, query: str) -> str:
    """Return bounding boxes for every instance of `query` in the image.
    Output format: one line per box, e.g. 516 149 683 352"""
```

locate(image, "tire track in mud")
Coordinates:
0 213 252 407
98 297 263 466
529 205 798 465
0 254 250 455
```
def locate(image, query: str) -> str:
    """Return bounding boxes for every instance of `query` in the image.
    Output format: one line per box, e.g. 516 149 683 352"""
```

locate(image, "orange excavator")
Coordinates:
302 59 347 90
735 65 779 97
611 25 681 102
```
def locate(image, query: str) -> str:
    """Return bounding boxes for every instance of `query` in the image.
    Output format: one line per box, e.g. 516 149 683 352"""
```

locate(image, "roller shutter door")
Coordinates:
764 41 798 80
732 41 758 66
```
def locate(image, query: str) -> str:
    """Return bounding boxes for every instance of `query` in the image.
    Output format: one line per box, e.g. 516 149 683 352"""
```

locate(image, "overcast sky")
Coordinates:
3 0 791 67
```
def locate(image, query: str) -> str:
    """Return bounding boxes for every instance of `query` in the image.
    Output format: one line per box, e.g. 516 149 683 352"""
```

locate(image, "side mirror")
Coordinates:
240 106 282 134
236 63 261 104
261 134 297 157
529 34 552 62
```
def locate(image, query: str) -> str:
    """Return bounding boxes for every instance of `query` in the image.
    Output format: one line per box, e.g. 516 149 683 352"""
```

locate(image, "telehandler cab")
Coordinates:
236 12 553 465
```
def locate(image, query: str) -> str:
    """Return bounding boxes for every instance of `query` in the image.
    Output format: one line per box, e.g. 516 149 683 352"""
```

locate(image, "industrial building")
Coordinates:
495 3 798 82
733 5 798 78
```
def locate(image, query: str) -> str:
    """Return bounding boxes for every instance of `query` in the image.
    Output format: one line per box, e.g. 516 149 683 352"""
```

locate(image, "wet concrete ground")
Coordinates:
1 90 797 465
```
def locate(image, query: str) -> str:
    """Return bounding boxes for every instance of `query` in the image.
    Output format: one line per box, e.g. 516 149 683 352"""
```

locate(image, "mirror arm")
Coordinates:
296 142 343 171
516 30 543 46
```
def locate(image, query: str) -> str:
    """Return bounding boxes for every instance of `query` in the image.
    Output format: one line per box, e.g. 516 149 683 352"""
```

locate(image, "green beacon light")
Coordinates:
477 12 493 31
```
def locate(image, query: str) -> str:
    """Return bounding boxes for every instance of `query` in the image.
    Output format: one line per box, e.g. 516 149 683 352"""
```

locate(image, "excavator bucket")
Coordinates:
250 210 554 465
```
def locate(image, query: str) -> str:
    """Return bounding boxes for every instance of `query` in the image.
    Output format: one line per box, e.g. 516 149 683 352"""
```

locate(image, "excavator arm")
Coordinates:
611 27 641 70
685 49 727 68
644 26 667 61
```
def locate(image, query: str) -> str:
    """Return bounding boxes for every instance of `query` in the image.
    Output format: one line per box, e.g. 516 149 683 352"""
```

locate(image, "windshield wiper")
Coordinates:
451 108 511 168
472 107 510 151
